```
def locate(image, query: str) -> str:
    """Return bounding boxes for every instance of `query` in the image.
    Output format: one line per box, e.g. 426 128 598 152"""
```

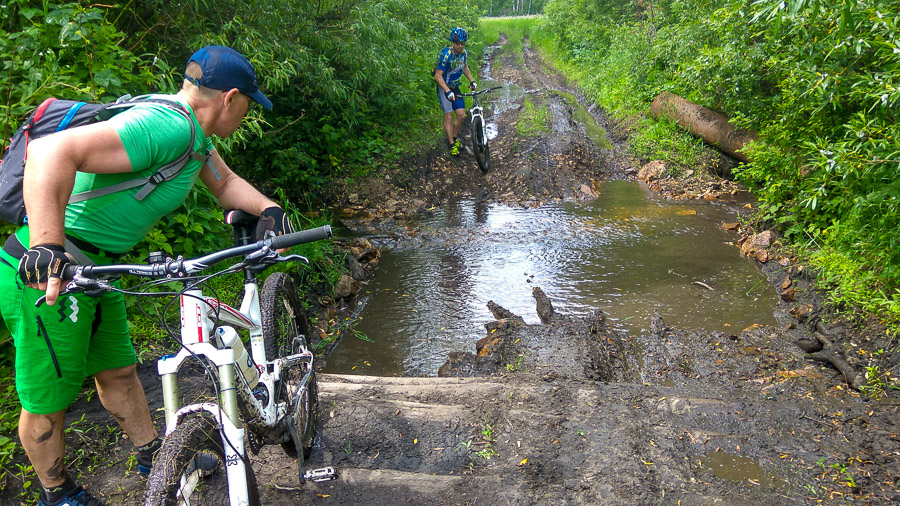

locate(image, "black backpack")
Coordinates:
0 94 206 226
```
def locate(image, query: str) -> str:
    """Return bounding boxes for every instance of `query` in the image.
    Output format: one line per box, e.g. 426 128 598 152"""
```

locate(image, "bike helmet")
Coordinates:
449 27 468 43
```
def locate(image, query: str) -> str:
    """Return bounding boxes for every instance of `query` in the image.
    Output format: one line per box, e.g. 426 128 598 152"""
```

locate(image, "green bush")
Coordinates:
539 0 900 323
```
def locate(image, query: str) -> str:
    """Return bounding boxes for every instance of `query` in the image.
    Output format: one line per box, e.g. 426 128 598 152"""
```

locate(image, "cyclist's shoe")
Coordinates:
450 138 461 157
136 436 162 476
39 486 106 506
185 452 221 477
136 453 153 476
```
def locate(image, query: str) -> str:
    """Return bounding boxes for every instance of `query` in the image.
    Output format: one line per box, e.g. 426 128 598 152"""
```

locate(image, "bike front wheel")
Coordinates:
471 115 491 172
144 415 260 506
261 272 317 459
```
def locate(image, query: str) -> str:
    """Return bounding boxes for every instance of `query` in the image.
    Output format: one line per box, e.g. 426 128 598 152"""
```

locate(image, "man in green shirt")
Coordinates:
0 46 289 506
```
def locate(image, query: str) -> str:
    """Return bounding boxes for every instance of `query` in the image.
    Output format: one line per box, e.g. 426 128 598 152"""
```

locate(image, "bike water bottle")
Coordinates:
216 327 260 388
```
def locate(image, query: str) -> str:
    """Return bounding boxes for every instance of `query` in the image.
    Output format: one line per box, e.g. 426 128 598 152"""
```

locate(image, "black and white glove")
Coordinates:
18 244 74 285
256 206 295 241
445 90 456 102
470 81 477 91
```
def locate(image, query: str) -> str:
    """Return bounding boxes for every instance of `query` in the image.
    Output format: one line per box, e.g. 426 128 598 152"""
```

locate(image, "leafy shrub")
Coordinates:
540 0 900 323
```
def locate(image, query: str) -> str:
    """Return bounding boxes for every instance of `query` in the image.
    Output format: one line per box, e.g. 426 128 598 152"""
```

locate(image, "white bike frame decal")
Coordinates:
204 296 255 328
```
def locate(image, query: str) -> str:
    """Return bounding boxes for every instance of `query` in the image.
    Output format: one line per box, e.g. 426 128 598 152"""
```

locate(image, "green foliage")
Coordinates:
481 0 547 17
0 335 19 484
627 117 706 170
538 0 900 325
0 394 18 483
0 0 160 144
2 0 487 203
100 0 484 201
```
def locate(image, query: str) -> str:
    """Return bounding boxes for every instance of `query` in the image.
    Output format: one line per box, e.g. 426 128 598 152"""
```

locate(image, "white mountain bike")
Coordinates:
43 211 336 505
462 85 502 172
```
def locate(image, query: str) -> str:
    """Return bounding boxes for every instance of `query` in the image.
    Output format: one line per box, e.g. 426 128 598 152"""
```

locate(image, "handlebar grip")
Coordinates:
62 264 79 280
271 225 333 250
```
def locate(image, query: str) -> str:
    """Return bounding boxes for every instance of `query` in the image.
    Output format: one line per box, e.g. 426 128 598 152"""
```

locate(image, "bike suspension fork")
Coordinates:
218 362 241 426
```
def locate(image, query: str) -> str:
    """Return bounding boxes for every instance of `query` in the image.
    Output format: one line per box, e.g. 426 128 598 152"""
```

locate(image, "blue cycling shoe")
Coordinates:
38 485 105 506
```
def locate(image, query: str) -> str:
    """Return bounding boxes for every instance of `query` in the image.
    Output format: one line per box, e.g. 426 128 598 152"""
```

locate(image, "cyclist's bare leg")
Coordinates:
443 111 455 145
452 108 466 139
94 364 158 447
19 408 68 488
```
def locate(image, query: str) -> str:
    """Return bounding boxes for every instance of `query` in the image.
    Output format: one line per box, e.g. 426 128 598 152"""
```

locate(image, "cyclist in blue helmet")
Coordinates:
434 27 476 157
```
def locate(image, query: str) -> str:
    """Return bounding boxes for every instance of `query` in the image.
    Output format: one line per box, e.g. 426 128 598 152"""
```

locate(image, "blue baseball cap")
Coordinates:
186 46 273 110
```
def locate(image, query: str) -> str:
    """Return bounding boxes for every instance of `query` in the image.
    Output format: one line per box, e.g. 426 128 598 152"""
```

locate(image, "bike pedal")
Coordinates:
303 466 338 482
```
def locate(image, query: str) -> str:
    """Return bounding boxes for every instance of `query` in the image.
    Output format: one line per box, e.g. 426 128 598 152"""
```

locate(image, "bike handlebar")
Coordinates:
461 85 503 98
271 226 332 250
60 225 333 281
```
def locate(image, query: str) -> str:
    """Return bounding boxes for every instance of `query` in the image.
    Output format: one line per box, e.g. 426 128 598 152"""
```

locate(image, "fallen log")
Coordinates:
649 92 758 163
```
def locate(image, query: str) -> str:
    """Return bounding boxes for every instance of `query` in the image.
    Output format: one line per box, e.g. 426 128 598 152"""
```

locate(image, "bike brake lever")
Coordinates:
243 246 278 265
278 254 309 265
34 278 94 307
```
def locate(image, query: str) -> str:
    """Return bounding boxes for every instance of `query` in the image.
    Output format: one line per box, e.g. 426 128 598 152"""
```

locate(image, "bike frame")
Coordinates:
157 278 314 505
44 226 332 506
462 86 503 171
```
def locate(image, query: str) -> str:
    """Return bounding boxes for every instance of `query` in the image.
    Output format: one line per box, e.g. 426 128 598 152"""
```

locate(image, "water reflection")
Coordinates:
324 181 777 377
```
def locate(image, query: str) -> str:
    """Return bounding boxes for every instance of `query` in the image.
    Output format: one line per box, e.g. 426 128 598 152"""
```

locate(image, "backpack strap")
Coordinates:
2 234 95 266
67 97 209 204
63 237 95 266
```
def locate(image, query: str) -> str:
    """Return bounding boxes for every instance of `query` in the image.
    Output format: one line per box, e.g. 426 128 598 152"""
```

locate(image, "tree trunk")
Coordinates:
649 92 758 163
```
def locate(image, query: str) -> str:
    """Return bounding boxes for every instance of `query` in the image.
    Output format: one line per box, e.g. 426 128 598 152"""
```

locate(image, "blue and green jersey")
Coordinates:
435 47 467 89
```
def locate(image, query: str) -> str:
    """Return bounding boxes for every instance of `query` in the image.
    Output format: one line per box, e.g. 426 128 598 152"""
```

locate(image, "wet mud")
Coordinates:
2 34 897 505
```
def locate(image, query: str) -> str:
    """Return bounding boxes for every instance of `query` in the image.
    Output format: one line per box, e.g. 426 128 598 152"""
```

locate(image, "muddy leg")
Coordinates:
443 112 456 145
452 108 466 140
94 364 158 447
19 408 68 488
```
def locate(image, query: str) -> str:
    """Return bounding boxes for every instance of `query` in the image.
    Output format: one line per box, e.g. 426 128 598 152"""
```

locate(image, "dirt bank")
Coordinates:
1 34 897 506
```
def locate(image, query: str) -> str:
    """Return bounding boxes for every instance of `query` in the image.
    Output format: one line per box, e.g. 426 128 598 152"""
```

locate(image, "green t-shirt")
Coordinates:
60 94 213 253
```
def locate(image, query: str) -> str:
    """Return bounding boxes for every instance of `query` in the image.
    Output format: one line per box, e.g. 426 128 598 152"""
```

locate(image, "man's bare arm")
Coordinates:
199 150 278 214
22 123 131 302
434 70 450 93
24 123 132 246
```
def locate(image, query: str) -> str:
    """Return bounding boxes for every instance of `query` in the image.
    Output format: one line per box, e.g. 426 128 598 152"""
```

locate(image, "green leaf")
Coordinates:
839 2 852 37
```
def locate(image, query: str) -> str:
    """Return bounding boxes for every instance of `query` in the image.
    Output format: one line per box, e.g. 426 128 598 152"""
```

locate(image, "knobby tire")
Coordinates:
143 415 260 506
471 116 490 172
261 272 318 459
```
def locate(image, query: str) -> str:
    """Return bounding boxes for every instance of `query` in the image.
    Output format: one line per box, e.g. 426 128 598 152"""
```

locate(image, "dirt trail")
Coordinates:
1 35 897 506
297 35 900 505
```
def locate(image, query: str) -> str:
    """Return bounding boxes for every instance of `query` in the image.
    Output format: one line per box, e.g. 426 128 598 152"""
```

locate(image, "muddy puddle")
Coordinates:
325 180 778 376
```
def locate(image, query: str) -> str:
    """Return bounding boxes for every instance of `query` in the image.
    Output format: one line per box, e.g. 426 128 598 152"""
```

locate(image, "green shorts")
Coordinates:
0 257 135 414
